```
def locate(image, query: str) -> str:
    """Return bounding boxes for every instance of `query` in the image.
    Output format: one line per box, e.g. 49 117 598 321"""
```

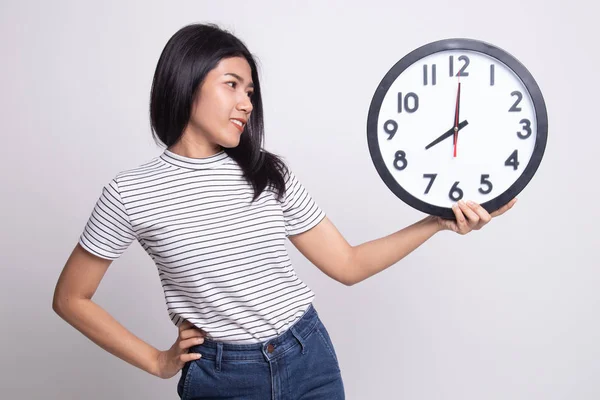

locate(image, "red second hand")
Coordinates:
453 72 461 158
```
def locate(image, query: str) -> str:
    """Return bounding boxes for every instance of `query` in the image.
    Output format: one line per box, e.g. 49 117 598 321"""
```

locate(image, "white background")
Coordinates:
1 0 598 399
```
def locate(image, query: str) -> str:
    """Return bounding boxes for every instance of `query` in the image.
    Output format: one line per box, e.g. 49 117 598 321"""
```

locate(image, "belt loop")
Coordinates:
216 342 223 371
290 326 306 355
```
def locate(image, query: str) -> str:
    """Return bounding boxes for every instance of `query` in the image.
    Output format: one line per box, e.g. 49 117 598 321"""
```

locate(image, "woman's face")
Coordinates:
182 56 254 155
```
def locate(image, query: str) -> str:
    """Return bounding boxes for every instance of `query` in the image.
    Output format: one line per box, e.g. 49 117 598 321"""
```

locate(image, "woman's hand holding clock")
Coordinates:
433 197 518 234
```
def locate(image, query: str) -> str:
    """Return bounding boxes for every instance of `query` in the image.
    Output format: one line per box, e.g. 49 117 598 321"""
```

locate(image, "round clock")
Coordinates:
367 38 548 219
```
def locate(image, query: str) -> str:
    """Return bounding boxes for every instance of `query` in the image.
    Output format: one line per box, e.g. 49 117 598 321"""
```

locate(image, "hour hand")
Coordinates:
425 120 469 150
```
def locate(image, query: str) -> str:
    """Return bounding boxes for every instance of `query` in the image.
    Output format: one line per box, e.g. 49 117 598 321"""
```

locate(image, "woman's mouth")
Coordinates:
231 119 245 132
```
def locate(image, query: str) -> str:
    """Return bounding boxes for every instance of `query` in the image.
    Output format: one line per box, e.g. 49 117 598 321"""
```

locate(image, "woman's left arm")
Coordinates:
288 199 517 286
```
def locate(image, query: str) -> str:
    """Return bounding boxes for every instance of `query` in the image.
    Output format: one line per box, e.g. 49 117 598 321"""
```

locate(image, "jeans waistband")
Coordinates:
188 304 319 364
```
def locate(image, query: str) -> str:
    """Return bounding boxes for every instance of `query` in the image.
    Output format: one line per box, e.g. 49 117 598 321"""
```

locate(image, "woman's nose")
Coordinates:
237 97 253 113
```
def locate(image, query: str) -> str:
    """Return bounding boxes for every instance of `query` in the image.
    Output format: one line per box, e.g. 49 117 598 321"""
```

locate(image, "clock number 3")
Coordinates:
517 119 532 139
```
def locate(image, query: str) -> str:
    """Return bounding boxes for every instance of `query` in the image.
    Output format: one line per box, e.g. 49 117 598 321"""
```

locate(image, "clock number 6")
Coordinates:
449 181 464 201
393 150 408 170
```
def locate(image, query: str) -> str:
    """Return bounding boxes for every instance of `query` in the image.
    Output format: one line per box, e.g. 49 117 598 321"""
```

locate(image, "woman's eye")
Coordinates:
247 92 254 98
227 81 236 88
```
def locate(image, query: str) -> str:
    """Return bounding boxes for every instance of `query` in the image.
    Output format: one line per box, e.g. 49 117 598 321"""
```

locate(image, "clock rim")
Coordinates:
367 38 548 219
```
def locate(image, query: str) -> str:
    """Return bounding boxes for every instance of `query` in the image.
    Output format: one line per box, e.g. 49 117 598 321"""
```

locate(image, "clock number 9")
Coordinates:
393 150 408 170
449 181 464 201
517 119 532 139
384 119 398 140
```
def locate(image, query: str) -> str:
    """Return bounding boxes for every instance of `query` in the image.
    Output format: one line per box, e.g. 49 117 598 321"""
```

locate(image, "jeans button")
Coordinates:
267 343 275 353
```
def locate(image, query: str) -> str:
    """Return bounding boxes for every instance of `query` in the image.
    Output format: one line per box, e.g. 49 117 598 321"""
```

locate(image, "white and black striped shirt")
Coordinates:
79 149 325 343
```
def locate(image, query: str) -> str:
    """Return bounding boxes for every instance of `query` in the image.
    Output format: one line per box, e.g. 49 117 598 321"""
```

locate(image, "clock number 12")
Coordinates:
449 55 470 77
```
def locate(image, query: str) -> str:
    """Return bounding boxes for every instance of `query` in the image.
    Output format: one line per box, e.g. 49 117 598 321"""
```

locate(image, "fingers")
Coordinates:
180 328 207 341
452 200 481 234
179 320 207 340
445 197 517 236
457 200 480 227
175 321 206 366
451 202 469 234
180 352 202 363
465 201 491 229
179 336 205 351
178 319 193 332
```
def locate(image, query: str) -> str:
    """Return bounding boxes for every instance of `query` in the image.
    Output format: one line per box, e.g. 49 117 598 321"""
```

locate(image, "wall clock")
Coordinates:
367 39 548 219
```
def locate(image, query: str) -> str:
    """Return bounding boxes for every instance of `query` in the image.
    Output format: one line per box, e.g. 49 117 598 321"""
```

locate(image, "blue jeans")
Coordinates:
177 304 345 399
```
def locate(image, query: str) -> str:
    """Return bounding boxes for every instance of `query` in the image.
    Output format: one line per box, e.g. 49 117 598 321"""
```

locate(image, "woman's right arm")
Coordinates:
52 243 163 377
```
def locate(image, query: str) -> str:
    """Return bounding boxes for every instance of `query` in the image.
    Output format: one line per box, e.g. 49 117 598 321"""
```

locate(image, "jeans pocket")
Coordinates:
177 361 197 399
315 324 340 366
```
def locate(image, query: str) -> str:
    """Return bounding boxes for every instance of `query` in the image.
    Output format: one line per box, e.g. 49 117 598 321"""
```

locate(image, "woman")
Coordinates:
52 23 516 399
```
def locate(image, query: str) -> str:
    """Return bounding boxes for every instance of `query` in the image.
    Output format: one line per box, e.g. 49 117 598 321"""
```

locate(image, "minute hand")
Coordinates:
425 120 469 150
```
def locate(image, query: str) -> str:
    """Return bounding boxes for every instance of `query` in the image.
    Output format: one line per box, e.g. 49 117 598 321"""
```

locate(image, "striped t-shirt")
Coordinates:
78 148 326 344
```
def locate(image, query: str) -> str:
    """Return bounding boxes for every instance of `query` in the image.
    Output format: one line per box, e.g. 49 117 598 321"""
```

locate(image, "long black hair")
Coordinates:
150 23 288 202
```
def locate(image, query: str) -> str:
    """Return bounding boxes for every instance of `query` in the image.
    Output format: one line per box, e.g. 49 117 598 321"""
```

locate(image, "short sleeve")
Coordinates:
281 168 326 236
78 178 137 260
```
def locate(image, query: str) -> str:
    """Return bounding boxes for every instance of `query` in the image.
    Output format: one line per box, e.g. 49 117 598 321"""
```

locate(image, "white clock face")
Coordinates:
373 48 540 211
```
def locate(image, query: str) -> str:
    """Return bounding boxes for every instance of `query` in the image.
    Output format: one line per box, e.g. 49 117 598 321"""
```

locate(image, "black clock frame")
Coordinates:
367 38 548 219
